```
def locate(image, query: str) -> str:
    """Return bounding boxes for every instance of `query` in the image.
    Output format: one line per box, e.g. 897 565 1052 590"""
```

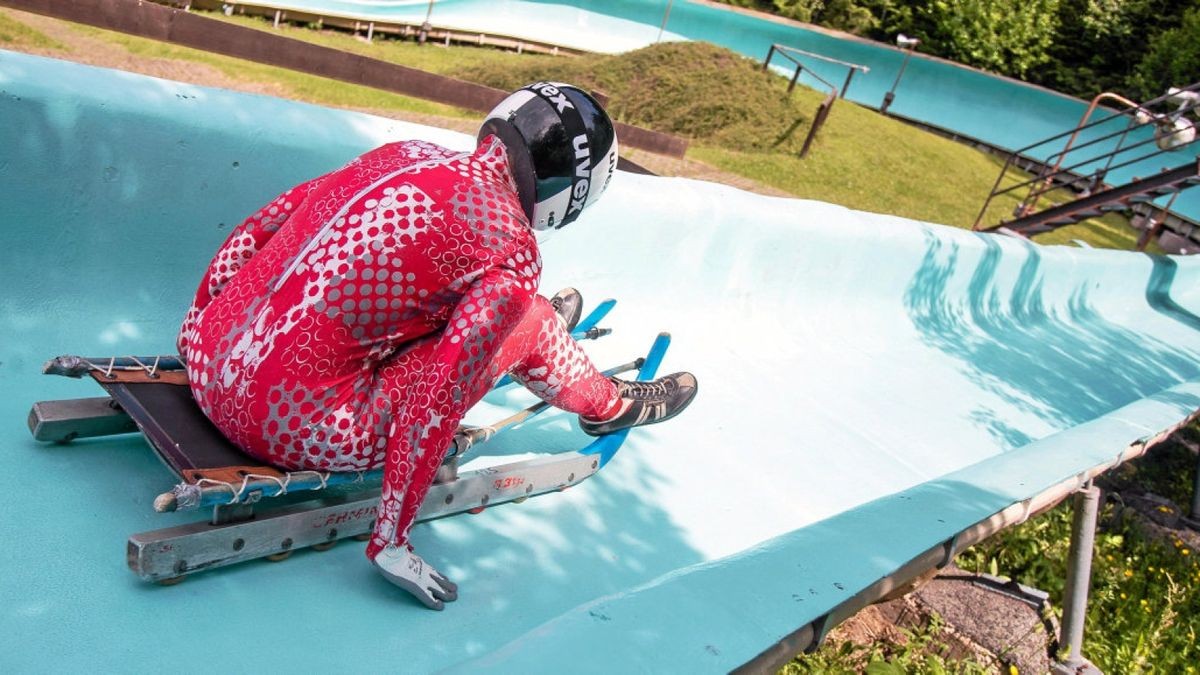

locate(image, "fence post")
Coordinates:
788 65 802 93
1053 482 1100 674
841 70 855 98
800 96 835 158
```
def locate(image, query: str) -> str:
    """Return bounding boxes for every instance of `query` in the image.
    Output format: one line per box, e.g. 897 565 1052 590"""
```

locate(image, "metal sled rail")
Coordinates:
154 354 647 513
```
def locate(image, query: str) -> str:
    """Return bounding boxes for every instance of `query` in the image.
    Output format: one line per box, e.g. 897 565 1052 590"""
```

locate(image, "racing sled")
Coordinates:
28 299 671 585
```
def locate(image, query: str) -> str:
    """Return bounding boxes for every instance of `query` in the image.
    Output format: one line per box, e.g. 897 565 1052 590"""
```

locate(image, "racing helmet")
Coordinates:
479 82 618 231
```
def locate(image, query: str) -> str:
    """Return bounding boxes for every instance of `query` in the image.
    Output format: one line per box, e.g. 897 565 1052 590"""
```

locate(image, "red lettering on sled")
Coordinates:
313 505 379 528
493 476 525 490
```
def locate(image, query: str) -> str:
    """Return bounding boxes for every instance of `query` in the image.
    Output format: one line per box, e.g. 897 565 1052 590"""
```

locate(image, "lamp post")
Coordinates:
880 33 919 115
418 0 434 45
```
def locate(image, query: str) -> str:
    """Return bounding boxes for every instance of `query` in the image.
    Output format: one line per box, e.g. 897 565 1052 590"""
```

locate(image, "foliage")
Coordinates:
956 442 1200 673
0 9 63 49
772 0 826 23
1033 0 1195 100
1099 426 1200 507
908 0 1062 78
1129 4 1200 100
784 614 992 673
709 0 1200 100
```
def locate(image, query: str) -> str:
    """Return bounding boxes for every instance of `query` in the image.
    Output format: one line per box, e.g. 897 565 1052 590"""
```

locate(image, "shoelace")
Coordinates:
613 377 675 401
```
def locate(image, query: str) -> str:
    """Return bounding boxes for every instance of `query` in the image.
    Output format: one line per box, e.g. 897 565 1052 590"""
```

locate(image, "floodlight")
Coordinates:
1167 87 1200 106
1155 117 1197 151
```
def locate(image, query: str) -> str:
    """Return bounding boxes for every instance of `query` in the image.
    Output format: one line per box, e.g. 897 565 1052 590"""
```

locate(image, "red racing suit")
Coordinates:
178 137 619 559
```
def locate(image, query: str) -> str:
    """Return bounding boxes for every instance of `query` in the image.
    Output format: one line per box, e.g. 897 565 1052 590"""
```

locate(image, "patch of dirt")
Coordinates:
3 8 286 98
826 571 1055 674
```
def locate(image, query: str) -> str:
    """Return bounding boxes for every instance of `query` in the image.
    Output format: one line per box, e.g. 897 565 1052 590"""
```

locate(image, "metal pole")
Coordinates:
788 65 802 93
418 0 434 45
880 48 912 114
841 69 855 98
1056 482 1100 672
1191 448 1200 521
656 0 674 43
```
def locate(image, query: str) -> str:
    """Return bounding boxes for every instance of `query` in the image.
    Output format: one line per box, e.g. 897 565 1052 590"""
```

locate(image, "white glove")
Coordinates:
373 544 459 610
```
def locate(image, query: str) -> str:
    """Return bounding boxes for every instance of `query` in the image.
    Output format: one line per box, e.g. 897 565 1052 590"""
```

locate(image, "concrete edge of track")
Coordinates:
451 380 1200 672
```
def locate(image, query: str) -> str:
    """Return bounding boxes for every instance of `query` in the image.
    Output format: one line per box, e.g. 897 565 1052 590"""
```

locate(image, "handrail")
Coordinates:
763 43 867 98
972 80 1200 231
1009 83 1199 157
1013 96 1200 206
762 44 841 159
770 44 869 73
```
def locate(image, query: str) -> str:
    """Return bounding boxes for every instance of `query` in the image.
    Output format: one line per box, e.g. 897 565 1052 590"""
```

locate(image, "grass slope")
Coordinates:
3 7 1152 250
458 40 1147 247
0 9 62 49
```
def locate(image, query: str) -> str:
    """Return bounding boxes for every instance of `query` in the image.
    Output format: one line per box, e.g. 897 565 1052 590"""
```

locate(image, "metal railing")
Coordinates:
763 44 867 158
763 44 869 98
973 81 1200 232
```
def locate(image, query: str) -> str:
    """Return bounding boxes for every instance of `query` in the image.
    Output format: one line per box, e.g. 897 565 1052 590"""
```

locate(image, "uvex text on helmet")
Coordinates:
479 82 618 231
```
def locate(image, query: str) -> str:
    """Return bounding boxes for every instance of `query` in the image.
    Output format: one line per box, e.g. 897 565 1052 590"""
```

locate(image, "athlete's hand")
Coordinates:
373 544 459 610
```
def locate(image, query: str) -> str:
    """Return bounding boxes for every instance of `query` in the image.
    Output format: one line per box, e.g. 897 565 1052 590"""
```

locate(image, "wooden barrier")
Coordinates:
183 0 579 56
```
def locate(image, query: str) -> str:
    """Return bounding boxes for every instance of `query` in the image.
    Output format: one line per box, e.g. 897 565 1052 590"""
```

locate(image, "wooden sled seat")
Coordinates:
32 355 386 512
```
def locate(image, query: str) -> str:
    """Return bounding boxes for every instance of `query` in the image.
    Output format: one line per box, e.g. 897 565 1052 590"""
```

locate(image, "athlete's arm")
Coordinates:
366 264 537 560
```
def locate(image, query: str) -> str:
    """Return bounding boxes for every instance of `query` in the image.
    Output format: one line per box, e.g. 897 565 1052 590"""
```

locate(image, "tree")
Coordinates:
772 0 826 23
914 0 1062 78
1130 4 1200 99
820 0 880 34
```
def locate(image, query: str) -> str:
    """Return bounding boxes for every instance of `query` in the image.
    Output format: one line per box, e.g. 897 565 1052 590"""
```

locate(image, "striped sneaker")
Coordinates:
549 287 584 332
579 372 698 436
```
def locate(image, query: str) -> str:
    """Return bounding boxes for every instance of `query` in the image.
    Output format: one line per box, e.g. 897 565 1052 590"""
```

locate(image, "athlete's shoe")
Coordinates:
374 544 459 611
579 372 698 436
550 287 584 332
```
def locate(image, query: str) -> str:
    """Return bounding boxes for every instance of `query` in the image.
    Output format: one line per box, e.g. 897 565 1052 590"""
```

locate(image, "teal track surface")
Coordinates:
219 0 1200 224
3 52 1200 671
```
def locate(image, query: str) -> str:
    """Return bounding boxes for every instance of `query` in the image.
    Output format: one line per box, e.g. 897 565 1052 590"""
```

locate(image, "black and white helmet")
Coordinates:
480 82 618 231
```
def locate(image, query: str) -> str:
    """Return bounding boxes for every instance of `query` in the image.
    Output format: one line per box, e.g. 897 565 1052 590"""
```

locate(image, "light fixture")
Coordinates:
881 35 920 114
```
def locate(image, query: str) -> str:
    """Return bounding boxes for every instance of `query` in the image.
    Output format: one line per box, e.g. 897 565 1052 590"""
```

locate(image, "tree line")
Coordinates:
717 0 1200 102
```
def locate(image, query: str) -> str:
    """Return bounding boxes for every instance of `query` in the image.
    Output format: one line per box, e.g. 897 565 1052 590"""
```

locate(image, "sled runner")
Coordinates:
28 300 671 584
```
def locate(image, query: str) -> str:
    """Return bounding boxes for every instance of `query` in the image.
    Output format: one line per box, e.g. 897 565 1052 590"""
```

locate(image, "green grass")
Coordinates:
89 10 1158 250
61 18 474 118
793 433 1200 673
204 10 557 76
6 8 1153 251
0 9 63 49
953 429 1200 673
784 614 992 674
958 505 1200 672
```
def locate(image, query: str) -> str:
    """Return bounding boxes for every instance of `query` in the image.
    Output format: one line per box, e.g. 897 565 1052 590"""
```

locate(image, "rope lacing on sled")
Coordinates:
84 355 164 379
